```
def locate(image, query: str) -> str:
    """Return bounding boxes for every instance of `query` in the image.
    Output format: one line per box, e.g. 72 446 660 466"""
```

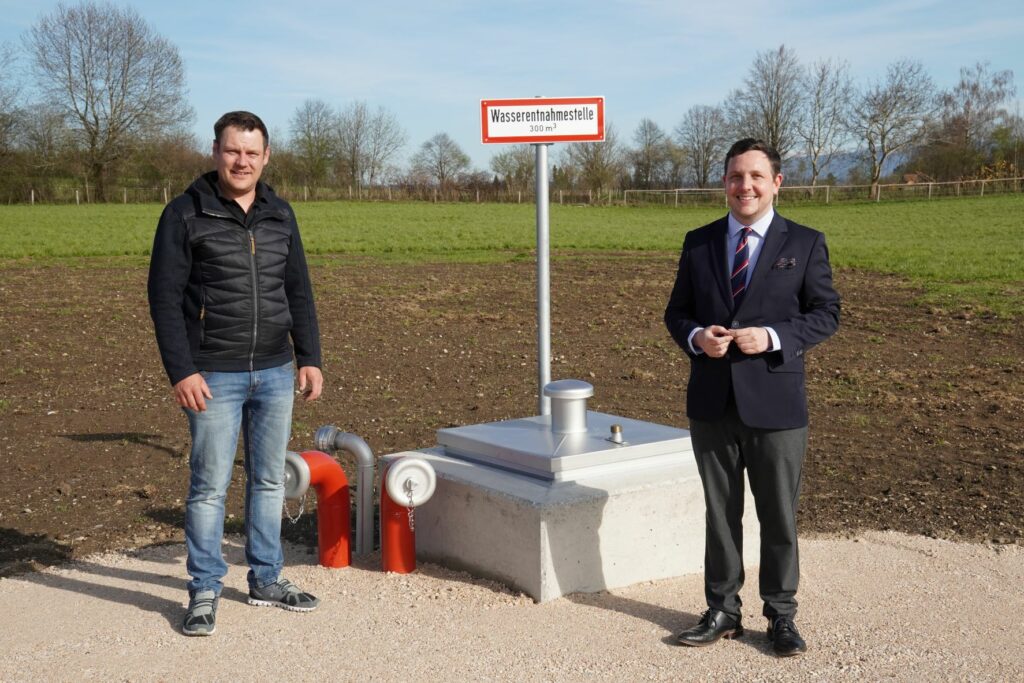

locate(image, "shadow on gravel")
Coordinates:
11 546 250 633
145 506 185 530
564 591 695 638
0 528 72 577
62 432 182 458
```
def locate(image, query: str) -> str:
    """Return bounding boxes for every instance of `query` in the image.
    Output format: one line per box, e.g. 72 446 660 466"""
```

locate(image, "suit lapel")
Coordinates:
710 217 732 305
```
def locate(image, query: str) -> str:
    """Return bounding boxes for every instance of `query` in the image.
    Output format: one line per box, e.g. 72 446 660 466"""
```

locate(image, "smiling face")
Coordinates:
723 150 782 225
213 125 270 204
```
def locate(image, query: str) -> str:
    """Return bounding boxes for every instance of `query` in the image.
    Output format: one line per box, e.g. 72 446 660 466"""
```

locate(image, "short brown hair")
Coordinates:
214 111 269 148
724 138 781 177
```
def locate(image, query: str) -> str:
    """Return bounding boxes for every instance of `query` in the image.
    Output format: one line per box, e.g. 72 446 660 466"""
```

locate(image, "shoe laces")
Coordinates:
772 616 796 635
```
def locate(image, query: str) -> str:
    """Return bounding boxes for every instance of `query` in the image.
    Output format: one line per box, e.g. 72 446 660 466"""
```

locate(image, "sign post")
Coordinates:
481 96 605 415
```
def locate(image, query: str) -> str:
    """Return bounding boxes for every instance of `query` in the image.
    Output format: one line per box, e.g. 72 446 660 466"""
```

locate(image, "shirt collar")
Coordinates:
728 209 775 239
211 177 267 212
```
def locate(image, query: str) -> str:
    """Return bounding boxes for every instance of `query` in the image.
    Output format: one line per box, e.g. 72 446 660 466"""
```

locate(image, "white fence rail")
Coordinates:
623 177 1024 207
6 176 1022 206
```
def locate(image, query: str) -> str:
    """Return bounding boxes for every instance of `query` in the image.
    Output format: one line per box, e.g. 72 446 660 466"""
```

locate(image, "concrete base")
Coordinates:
390 445 760 602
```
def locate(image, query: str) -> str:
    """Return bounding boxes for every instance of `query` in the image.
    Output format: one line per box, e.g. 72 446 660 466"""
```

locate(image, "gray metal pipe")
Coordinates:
314 425 375 556
535 142 551 416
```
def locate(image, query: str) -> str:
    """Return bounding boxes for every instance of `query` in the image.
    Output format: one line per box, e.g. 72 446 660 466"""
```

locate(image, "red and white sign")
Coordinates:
481 96 605 144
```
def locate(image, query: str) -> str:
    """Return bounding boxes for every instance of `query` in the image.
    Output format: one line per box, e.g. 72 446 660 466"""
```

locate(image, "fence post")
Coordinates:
980 180 985 197
518 191 521 204
928 183 933 200
559 190 563 204
825 185 830 204
588 189 592 203
163 187 168 204
30 189 34 205
76 190 80 205
876 185 881 202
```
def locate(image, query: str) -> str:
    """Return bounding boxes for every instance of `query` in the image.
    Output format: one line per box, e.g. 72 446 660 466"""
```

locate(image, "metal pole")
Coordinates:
535 143 551 415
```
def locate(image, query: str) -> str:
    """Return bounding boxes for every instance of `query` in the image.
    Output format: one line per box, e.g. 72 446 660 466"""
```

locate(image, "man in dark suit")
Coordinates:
664 138 840 656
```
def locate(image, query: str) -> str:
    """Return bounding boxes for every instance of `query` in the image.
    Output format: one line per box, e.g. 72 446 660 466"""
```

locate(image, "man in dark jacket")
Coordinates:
665 139 840 656
149 111 324 636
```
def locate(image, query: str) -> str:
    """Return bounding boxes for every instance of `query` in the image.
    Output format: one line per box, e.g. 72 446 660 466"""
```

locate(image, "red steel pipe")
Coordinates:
380 460 416 573
300 450 351 569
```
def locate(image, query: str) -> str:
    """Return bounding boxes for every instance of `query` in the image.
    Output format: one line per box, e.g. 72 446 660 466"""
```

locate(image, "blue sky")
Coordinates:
1 0 1021 171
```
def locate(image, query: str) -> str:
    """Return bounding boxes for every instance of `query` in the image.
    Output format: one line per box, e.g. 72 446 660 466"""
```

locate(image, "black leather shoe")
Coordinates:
675 609 743 646
767 615 807 656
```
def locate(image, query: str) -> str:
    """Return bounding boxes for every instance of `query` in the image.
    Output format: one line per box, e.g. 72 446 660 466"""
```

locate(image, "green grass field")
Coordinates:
1 195 1021 316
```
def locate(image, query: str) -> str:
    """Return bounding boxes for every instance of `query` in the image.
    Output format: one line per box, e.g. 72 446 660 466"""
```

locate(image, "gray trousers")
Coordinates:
689 402 807 619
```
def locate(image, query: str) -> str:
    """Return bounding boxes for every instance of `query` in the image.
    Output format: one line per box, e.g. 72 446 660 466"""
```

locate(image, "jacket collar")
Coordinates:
188 171 289 222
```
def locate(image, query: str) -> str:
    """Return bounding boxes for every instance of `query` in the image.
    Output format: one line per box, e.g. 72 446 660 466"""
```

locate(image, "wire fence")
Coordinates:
4 176 1022 207
623 177 1024 207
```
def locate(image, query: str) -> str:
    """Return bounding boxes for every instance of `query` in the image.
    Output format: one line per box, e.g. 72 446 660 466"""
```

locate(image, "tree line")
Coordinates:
0 3 1019 203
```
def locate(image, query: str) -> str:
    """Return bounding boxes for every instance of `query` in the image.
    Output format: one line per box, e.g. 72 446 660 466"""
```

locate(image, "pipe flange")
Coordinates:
283 450 311 500
385 457 437 508
314 424 342 452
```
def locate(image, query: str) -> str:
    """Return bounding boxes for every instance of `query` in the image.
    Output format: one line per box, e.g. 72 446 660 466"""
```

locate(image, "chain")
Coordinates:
283 492 306 524
404 479 416 532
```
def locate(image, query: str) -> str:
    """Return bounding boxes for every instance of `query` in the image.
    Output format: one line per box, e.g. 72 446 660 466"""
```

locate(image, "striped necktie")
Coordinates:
731 226 752 304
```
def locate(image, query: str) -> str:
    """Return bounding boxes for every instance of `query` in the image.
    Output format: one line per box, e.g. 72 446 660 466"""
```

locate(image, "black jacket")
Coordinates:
664 213 840 430
148 172 321 385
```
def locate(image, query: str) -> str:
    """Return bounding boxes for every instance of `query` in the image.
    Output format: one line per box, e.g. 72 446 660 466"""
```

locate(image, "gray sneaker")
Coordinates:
247 578 320 612
182 589 218 636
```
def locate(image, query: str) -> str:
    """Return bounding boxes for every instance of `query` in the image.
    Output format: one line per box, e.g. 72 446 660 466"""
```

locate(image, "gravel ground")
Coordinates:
1 531 1020 682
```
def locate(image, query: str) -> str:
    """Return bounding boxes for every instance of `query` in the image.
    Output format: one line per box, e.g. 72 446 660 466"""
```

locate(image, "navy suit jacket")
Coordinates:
664 213 840 430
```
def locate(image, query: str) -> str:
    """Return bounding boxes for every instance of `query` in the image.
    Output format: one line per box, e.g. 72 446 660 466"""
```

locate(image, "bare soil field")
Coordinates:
1 254 1021 577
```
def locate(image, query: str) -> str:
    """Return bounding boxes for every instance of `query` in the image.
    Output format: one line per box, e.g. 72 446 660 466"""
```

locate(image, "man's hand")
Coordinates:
729 327 770 355
695 325 733 358
174 373 212 412
297 366 323 401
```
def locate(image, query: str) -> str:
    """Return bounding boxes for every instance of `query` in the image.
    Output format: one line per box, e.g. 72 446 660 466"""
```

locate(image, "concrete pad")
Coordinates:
393 445 759 602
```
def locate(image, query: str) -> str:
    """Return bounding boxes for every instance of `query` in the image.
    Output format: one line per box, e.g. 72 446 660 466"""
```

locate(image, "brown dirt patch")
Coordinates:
1 255 1021 576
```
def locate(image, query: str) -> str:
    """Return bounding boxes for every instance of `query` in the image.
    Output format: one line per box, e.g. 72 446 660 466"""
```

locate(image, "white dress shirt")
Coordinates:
687 210 782 354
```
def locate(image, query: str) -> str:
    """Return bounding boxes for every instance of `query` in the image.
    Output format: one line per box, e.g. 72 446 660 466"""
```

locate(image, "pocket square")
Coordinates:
772 257 797 270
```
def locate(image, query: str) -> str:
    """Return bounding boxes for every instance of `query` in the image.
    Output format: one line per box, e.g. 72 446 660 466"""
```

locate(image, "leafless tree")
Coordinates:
562 123 625 193
910 63 1017 180
364 106 406 186
796 59 853 186
336 100 407 189
15 104 70 171
848 59 935 191
675 104 728 187
0 44 21 159
939 62 1016 149
411 132 470 188
25 1 193 200
728 45 804 157
629 118 673 188
289 99 337 186
489 144 535 193
335 101 369 189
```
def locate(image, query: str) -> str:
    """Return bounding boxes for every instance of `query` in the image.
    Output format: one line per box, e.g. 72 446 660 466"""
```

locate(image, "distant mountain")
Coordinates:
782 150 908 184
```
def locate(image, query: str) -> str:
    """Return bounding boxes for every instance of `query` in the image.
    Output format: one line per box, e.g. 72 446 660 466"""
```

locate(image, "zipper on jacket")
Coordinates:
247 229 259 371
198 287 206 344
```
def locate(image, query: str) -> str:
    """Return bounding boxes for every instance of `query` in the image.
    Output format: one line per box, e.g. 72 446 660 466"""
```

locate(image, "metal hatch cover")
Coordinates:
436 411 692 481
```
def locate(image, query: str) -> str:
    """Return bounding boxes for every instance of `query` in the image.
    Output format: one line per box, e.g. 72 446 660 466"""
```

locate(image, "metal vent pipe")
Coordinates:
314 426 375 555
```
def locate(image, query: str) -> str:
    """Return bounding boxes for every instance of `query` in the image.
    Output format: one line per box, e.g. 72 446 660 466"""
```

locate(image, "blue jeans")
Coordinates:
184 362 295 596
